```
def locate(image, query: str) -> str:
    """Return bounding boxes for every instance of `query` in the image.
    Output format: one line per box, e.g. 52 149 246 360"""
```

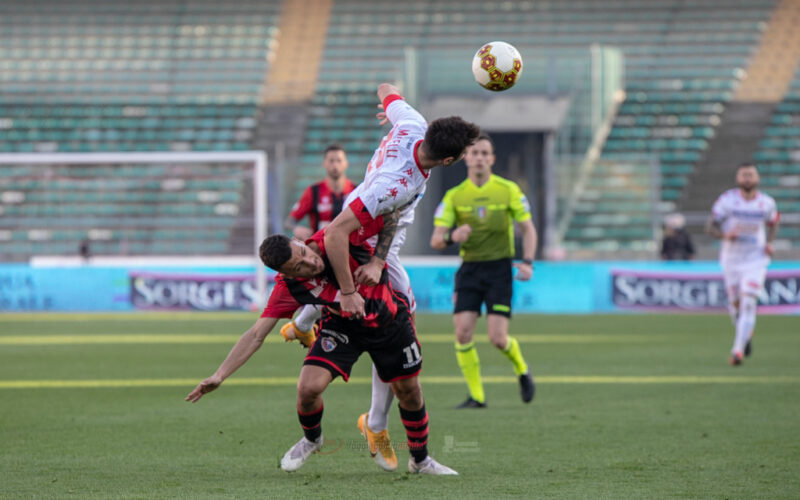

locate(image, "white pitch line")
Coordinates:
0 375 797 389
0 333 650 345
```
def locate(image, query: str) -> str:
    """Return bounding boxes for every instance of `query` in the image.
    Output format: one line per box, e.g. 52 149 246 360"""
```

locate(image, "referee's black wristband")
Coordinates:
443 231 454 246
520 258 534 267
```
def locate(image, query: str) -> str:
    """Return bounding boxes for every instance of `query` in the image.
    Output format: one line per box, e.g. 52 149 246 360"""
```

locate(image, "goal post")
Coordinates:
0 151 269 306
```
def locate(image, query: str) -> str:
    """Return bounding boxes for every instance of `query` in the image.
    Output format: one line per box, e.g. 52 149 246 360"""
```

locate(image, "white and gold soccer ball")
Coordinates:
471 41 523 92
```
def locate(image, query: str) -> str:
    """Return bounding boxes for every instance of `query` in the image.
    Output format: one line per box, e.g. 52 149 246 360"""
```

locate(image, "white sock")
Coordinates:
733 295 756 355
294 305 322 332
366 364 394 432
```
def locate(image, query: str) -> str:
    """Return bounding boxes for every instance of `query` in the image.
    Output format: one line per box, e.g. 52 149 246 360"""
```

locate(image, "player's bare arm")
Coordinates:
513 219 537 281
375 83 401 125
324 206 366 318
430 224 472 250
185 316 279 402
284 216 312 241
355 210 399 286
377 83 401 102
706 217 736 240
765 219 779 256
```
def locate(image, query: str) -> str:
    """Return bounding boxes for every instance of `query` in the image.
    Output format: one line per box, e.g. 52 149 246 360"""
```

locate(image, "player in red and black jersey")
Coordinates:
285 144 356 240
186 214 457 475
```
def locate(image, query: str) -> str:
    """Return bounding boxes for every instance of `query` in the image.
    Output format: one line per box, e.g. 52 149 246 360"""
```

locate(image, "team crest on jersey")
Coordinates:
477 206 486 219
321 337 337 352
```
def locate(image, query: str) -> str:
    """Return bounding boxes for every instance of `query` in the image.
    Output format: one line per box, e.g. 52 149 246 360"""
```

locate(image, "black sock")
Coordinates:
298 404 323 442
399 404 428 463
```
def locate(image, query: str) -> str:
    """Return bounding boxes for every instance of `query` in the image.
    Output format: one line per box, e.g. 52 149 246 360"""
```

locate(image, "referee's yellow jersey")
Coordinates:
433 174 531 262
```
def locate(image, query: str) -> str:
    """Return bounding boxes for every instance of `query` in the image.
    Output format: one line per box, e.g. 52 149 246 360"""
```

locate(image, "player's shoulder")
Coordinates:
715 188 739 203
488 174 522 193
445 178 473 196
756 190 777 206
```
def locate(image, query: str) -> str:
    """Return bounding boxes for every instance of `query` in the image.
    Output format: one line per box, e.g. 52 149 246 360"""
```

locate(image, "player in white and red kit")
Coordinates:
707 163 779 365
283 83 480 470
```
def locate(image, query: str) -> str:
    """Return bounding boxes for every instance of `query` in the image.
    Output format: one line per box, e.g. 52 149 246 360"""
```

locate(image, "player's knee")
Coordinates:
296 379 325 408
454 328 473 344
488 332 507 350
740 294 757 313
391 379 423 410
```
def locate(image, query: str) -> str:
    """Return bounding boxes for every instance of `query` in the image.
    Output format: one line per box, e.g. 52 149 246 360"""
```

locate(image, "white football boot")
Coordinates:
408 456 459 475
280 436 323 472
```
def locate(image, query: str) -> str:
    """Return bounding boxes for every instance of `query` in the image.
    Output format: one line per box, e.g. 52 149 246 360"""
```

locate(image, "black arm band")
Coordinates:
444 231 455 246
521 258 534 266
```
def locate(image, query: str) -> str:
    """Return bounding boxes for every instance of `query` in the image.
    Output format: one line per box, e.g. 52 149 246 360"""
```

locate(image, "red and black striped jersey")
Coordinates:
260 216 402 327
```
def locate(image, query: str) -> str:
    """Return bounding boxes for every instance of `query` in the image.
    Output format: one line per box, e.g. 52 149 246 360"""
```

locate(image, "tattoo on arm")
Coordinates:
706 218 723 239
767 222 778 243
374 211 399 261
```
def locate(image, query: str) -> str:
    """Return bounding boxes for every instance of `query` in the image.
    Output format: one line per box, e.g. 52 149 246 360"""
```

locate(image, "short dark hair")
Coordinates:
323 144 345 157
738 162 757 171
474 133 495 152
424 116 481 161
259 234 292 271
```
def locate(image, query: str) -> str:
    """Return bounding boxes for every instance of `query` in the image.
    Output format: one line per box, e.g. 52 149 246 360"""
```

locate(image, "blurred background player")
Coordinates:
284 144 355 241
430 134 537 408
706 163 779 366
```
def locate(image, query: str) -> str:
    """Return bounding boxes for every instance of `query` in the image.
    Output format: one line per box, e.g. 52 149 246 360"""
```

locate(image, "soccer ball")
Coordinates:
471 41 523 92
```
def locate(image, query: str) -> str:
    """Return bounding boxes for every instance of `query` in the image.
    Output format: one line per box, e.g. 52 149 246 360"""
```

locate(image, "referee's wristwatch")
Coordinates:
520 258 534 268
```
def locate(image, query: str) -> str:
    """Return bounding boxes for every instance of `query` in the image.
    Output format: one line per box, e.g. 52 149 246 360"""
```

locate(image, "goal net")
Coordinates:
0 151 269 305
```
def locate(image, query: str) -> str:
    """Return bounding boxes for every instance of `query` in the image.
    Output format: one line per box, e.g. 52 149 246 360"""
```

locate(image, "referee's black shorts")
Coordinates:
453 258 512 318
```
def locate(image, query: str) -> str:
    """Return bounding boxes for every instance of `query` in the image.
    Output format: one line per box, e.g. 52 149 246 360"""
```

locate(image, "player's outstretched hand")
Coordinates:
292 226 312 241
513 262 533 281
185 374 223 403
451 224 472 243
354 259 383 286
375 104 388 126
340 291 365 320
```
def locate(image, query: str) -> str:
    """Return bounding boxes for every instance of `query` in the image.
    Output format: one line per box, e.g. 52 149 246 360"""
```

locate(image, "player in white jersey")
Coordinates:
706 163 779 366
281 83 480 471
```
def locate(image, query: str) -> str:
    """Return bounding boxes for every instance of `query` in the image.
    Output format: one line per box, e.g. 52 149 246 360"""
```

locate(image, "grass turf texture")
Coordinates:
0 313 798 499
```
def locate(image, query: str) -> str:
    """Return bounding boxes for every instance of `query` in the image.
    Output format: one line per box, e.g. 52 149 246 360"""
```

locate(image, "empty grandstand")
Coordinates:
1 0 798 260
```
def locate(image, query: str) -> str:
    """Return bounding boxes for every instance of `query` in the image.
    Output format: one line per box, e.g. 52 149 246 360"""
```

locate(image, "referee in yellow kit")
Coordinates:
430 134 537 408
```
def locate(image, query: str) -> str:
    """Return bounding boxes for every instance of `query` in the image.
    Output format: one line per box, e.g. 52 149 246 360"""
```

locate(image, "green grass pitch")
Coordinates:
1 313 799 499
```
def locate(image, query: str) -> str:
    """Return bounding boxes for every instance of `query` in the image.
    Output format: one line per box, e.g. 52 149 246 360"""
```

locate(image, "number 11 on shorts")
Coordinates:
403 343 421 367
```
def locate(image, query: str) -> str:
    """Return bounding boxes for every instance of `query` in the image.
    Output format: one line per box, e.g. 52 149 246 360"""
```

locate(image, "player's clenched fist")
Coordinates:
354 259 384 286
339 291 365 319
451 224 472 243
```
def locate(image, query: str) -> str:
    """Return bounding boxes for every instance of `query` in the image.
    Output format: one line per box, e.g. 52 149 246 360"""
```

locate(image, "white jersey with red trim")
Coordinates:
349 95 429 228
711 188 779 268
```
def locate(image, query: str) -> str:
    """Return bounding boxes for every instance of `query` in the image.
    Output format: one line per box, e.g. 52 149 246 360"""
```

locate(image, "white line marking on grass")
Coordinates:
0 334 648 345
1 375 797 389
0 312 257 321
